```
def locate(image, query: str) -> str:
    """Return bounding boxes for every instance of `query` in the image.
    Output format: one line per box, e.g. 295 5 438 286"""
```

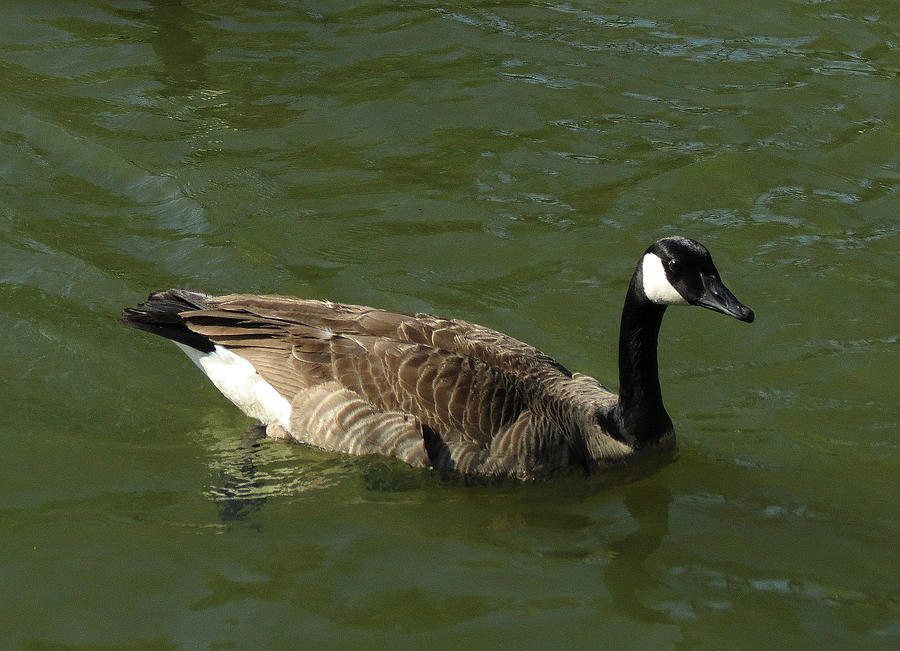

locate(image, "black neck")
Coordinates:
615 273 673 446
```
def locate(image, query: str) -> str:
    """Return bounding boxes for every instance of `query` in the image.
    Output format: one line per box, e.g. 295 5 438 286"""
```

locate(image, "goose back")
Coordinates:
125 290 623 478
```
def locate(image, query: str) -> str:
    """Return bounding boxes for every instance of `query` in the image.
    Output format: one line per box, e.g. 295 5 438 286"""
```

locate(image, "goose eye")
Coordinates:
667 259 680 274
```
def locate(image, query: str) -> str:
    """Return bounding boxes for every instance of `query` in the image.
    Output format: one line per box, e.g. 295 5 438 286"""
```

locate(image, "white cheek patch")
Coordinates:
641 253 689 305
174 343 292 431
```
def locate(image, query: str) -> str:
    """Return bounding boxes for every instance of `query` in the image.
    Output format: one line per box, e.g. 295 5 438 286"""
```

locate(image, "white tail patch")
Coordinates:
641 253 688 306
174 343 292 430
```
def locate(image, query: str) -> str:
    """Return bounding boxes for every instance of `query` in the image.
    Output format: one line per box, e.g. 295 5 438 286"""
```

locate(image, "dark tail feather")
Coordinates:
122 289 215 353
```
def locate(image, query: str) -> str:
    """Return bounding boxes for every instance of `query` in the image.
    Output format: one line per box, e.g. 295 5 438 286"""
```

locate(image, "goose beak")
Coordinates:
697 274 755 323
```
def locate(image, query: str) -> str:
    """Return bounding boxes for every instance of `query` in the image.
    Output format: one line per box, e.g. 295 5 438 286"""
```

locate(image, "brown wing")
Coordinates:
183 303 527 434
176 293 606 477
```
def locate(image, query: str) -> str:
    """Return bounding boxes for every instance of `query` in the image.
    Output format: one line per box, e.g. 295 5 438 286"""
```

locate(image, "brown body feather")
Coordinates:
124 289 636 479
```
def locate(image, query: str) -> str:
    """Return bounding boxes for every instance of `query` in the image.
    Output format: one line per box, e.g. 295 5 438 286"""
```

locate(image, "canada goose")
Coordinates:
122 236 753 480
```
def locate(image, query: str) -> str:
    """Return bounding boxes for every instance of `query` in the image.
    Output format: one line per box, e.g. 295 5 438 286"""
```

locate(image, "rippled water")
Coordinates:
1 1 897 647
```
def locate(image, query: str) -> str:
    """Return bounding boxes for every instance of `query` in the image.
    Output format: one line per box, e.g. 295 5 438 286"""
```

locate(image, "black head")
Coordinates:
639 236 754 323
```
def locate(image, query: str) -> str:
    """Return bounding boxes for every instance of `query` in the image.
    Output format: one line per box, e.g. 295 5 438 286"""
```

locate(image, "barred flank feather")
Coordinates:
123 290 627 479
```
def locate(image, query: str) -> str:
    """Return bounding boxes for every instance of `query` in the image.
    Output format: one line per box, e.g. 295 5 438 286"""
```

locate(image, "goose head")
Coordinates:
638 236 754 323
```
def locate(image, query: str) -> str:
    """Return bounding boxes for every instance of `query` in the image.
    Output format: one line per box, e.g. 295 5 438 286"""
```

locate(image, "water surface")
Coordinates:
1 1 897 647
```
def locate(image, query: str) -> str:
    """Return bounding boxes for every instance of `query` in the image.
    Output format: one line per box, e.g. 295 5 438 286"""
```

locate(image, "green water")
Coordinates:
1 0 897 647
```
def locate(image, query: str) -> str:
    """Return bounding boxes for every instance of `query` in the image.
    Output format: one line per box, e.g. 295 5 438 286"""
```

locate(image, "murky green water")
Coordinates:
1 1 897 647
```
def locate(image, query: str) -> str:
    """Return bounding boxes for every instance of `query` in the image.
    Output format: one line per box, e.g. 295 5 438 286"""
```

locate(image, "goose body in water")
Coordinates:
122 237 753 480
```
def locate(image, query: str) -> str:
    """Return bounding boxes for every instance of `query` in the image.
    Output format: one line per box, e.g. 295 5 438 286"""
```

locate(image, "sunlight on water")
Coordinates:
0 0 897 647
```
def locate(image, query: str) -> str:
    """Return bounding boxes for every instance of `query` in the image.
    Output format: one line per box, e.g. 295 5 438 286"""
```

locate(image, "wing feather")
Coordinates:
162 293 614 477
